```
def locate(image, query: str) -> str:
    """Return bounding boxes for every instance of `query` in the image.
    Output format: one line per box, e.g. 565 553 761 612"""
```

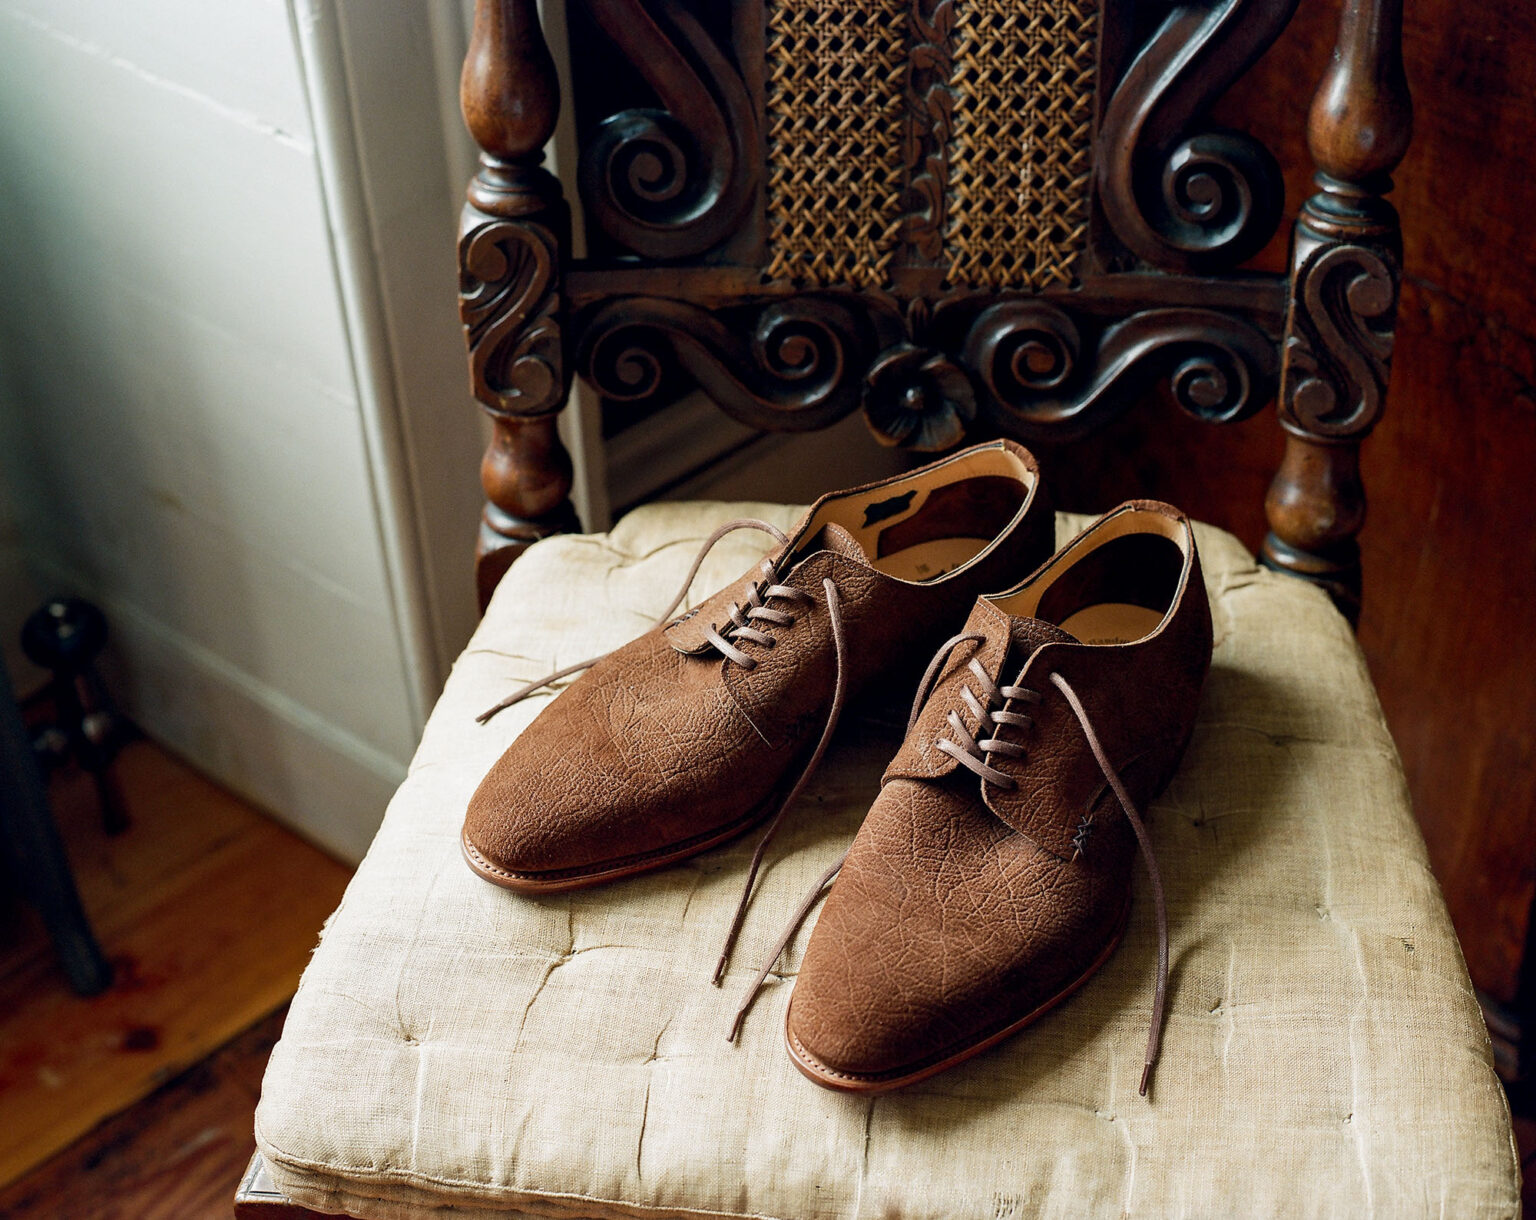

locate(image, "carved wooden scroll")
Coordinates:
898 0 955 269
574 284 1282 453
460 0 579 608
1097 0 1298 272
963 301 1278 441
456 0 1407 617
578 0 759 261
577 295 879 434
556 0 1304 457
1261 0 1411 618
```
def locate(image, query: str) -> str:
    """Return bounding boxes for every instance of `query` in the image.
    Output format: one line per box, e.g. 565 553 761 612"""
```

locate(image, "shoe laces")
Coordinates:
477 517 802 724
915 632 1043 787
1048 670 1169 1098
472 517 849 992
730 633 1172 1100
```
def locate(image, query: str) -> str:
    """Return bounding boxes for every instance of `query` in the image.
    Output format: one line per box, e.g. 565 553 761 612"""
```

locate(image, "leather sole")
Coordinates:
783 895 1133 1094
460 788 784 894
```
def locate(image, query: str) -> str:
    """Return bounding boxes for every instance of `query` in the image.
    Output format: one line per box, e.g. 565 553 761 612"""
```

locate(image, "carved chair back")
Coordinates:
458 0 1410 620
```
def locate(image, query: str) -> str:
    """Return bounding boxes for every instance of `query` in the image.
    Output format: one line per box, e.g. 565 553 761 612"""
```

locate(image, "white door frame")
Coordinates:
290 0 618 719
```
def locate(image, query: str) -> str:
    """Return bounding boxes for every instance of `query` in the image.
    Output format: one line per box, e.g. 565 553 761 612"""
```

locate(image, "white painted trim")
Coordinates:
285 0 620 681
289 0 497 723
287 0 439 729
428 0 480 205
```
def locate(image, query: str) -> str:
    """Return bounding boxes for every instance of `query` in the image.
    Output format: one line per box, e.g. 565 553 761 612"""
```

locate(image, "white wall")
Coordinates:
0 0 481 861
0 0 918 864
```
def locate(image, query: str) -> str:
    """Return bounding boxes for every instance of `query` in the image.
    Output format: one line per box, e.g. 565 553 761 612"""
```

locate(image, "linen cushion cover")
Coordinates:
255 501 1520 1219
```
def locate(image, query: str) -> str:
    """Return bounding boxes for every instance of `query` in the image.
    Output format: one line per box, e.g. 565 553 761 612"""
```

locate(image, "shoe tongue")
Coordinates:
1007 616 1079 658
958 601 1077 672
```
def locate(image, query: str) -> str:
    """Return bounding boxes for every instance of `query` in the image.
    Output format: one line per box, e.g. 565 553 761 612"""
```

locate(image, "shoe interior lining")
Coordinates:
793 446 1036 583
992 510 1189 646
1056 602 1170 648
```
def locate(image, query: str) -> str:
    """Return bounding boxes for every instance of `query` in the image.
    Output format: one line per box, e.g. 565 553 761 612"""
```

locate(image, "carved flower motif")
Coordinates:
862 343 977 452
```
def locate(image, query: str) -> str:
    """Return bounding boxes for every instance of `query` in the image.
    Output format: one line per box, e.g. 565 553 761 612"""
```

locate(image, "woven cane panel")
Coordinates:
763 0 907 286
946 0 1097 289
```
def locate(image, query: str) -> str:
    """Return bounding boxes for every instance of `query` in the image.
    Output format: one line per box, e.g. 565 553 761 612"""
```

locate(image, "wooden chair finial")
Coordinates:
1262 0 1412 620
458 0 578 609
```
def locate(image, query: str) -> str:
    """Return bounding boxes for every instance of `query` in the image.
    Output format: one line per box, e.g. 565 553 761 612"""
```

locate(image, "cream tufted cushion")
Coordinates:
255 503 1520 1219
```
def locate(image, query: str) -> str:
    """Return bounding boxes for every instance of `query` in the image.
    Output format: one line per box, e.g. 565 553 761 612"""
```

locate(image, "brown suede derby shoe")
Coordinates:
462 442 1053 950
780 501 1211 1095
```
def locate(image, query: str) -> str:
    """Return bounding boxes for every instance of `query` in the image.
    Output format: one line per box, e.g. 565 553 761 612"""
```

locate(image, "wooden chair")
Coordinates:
459 0 1408 623
241 1 1520 1215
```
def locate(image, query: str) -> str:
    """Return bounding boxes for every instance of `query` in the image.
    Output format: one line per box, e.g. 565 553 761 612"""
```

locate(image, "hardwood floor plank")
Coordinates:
0 740 353 1188
0 1008 289 1220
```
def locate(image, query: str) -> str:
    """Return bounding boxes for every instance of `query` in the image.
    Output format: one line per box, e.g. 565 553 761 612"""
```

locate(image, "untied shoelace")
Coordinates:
729 631 1171 1098
476 517 849 988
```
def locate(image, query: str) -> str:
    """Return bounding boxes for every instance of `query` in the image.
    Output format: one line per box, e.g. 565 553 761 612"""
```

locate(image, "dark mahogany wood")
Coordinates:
1096 0 1298 273
460 0 1411 621
1048 0 1536 1090
459 0 580 608
1 657 112 997
1261 0 1411 620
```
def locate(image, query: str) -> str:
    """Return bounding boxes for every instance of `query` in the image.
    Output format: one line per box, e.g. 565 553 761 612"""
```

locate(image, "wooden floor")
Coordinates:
0 1007 289 1219
0 738 352 1210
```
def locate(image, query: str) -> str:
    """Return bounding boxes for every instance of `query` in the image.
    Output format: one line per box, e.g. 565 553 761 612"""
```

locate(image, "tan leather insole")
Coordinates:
872 537 991 582
1057 603 1166 647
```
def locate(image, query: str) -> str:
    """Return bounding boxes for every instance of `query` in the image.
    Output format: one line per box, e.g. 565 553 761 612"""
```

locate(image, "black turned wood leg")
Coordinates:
23 598 132 835
0 658 112 996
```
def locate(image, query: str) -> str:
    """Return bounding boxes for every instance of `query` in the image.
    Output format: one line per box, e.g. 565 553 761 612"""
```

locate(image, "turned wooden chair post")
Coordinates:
1262 0 1412 621
459 0 580 611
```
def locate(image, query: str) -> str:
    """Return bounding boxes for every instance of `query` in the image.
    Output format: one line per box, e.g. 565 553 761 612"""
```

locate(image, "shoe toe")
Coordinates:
785 887 977 1083
462 742 603 882
462 643 784 886
785 781 1111 1086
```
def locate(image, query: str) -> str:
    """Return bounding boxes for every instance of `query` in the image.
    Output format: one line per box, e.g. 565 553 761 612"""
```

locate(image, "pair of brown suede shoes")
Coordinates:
463 440 1212 1096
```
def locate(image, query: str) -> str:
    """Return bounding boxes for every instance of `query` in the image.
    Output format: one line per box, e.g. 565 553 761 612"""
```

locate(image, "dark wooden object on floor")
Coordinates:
21 597 131 835
0 654 111 997
1 737 352 1191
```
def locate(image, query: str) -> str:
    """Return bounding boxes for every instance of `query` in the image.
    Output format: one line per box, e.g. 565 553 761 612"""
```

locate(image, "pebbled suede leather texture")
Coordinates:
462 442 1055 884
787 503 1213 1083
